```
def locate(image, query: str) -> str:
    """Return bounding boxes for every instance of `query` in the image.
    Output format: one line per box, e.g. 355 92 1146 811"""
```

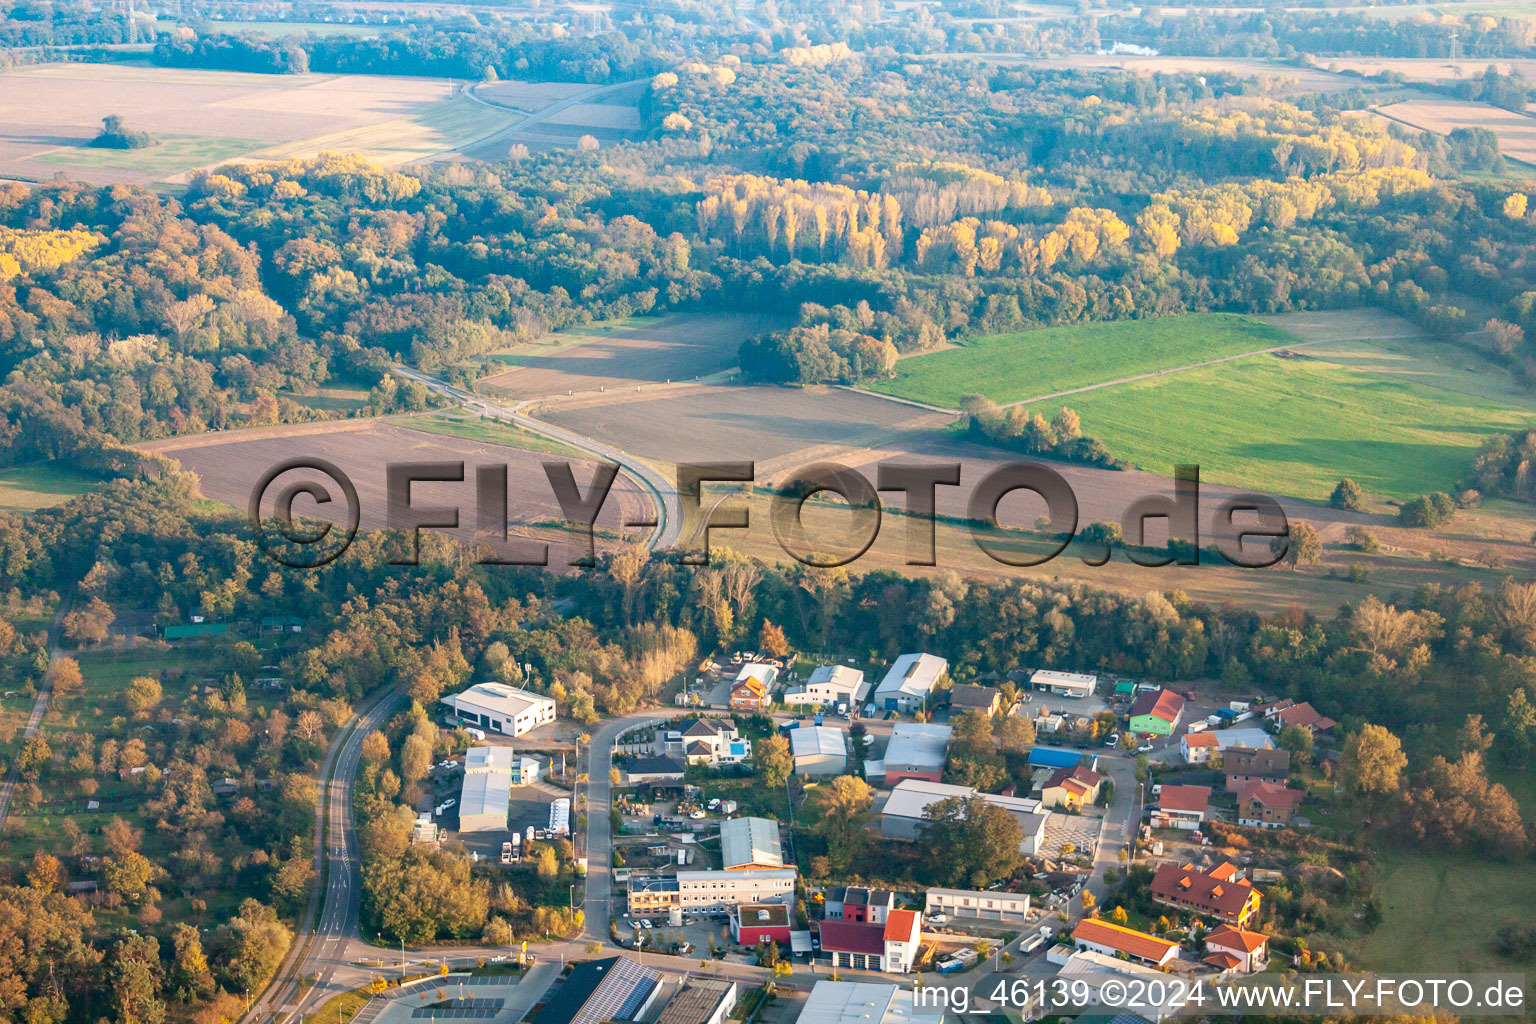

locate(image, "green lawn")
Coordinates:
1017 342 1536 501
869 313 1295 408
1358 850 1536 972
0 464 99 513
35 135 262 174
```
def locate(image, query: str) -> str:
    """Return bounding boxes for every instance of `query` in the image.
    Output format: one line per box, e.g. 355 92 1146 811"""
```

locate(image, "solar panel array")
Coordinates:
410 1007 499 1019
573 957 661 1024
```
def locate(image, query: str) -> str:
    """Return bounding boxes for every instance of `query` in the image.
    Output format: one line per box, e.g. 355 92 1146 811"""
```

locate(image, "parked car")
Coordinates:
926 913 949 926
1104 733 1120 747
1137 743 1154 753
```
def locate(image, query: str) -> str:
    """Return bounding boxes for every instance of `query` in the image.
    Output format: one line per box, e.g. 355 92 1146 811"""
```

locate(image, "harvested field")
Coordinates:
478 81 599 111
1257 307 1420 344
144 421 655 562
0 63 459 184
478 312 780 401
1371 97 1536 165
537 384 942 465
1323 57 1536 83
241 94 514 170
542 103 642 131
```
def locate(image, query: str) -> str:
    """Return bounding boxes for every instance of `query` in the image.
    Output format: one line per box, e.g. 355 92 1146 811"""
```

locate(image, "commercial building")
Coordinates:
440 683 556 738
529 956 661 1024
873 723 952 783
1151 785 1210 829
879 779 1048 855
924 888 1030 923
1069 919 1179 967
458 767 512 833
1030 670 1098 699
790 725 848 775
654 981 738 1024
1127 688 1186 737
1213 728 1274 751
465 745 540 784
626 868 796 918
1149 861 1262 926
1028 746 1095 771
730 902 792 945
873 653 947 713
720 816 783 870
819 909 921 973
1054 950 1183 1020
623 755 686 783
783 665 867 708
795 983 946 1024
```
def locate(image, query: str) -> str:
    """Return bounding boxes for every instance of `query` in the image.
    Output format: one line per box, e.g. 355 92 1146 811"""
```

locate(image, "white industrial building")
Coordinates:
790 725 848 775
872 653 947 713
1215 728 1276 750
465 745 540 784
795 983 946 1024
782 665 868 708
925 887 1031 922
627 868 797 918
720 816 784 870
1030 670 1098 698
866 722 951 784
458 769 512 833
880 779 1048 855
440 682 556 737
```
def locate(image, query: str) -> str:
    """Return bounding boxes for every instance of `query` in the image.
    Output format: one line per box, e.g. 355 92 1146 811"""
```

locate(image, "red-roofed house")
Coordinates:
1039 765 1105 810
1128 688 1186 737
1180 732 1219 764
1070 919 1179 967
1150 861 1262 926
1204 925 1269 973
1235 781 1305 828
1152 785 1210 830
818 909 921 972
1269 702 1336 736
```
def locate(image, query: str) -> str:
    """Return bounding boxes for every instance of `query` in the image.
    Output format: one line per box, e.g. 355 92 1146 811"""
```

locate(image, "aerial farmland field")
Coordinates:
868 313 1299 409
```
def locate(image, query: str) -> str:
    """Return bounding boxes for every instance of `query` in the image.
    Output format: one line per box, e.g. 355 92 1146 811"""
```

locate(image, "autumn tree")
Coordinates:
759 620 790 660
806 775 873 871
1344 723 1407 797
754 733 793 789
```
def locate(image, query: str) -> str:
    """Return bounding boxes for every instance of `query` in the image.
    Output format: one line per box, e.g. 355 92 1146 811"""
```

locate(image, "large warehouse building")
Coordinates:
440 682 557 737
790 725 848 775
720 816 784 870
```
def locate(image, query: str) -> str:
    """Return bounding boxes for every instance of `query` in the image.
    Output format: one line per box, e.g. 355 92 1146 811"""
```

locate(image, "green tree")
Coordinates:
1330 478 1364 511
1344 723 1407 796
755 733 793 789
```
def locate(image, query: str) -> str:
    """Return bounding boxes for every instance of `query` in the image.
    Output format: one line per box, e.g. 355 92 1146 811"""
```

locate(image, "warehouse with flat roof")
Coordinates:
720 816 784 870
790 725 848 775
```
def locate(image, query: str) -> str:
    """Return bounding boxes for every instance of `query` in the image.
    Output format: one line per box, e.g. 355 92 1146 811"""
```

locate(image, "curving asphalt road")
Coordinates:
390 364 683 552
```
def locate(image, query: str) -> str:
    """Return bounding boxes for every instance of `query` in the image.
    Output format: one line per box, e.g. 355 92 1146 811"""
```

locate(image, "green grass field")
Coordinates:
1358 850 1536 972
1016 340 1536 501
869 313 1294 408
286 387 370 413
35 134 262 174
0 464 99 513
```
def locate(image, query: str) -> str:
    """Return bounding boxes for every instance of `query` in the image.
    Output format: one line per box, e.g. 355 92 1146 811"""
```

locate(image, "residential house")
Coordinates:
730 902 792 945
1204 925 1269 973
1181 732 1219 764
1235 781 1305 828
949 684 1002 716
730 664 777 709
1069 919 1179 967
1269 701 1337 736
662 718 751 766
873 653 947 713
1213 729 1275 752
1128 688 1186 737
1149 861 1262 926
1224 747 1290 790
440 683 557 738
1039 765 1106 810
819 910 921 972
783 665 867 708
1151 785 1210 830
824 886 896 924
